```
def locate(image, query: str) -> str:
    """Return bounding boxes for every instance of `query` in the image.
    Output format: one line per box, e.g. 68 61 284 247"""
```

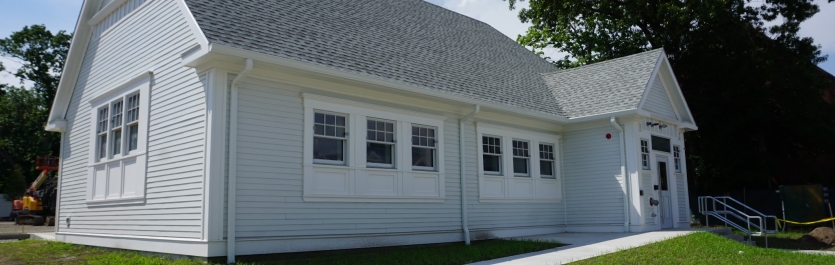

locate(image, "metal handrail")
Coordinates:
713 196 779 232
698 196 771 247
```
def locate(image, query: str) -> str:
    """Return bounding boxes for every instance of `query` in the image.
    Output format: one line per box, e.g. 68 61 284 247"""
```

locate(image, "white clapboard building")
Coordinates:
45 0 697 261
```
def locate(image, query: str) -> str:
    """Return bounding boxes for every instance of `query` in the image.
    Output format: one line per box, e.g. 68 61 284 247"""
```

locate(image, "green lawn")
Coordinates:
574 232 835 265
0 239 563 265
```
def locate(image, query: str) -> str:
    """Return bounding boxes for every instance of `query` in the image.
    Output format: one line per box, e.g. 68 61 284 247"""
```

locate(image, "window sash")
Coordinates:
512 140 530 176
641 140 650 170
411 125 436 148
411 146 436 171
483 154 502 174
367 142 395 168
540 160 555 178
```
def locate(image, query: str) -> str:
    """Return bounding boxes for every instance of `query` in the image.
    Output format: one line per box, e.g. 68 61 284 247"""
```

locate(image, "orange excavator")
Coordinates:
11 156 59 226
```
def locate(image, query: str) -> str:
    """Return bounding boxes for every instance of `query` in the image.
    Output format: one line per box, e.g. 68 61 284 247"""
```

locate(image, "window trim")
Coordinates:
538 143 556 179
410 124 438 171
86 71 151 206
512 139 530 177
302 93 446 203
366 117 396 169
640 139 651 170
482 135 503 175
476 122 561 203
673 145 682 173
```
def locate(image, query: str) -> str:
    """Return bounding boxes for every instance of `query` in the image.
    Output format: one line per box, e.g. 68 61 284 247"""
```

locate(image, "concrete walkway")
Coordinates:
29 232 56 241
468 229 694 265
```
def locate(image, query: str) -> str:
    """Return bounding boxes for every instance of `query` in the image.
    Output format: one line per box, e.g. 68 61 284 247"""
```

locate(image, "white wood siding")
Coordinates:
92 0 148 39
465 121 564 232
641 172 654 224
676 174 688 222
643 74 677 120
562 126 624 225
58 0 205 239
232 79 463 239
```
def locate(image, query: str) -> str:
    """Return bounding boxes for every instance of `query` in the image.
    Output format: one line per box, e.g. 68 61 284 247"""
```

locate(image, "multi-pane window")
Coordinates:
411 125 436 171
482 136 502 174
641 139 650 170
96 107 109 160
367 119 395 168
313 112 347 164
110 100 123 157
539 144 555 178
125 93 140 152
512 140 530 177
673 145 682 173
96 93 143 162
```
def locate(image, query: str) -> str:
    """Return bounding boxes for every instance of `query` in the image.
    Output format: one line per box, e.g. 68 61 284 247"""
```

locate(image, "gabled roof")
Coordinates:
541 50 663 119
183 0 566 116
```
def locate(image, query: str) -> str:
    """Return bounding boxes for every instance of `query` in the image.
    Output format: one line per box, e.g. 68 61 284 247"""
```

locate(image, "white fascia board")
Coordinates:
46 0 99 132
566 109 638 123
659 54 698 127
45 119 67 133
193 44 570 124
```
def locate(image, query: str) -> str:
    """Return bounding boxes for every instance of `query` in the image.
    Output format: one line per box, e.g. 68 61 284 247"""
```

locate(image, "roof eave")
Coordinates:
192 43 571 123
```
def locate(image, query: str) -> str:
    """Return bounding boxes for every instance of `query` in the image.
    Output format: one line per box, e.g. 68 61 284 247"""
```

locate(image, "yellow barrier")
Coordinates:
776 217 835 229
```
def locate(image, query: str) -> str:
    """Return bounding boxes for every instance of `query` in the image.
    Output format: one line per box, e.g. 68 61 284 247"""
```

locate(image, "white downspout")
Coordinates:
227 58 253 264
610 117 631 232
460 105 479 245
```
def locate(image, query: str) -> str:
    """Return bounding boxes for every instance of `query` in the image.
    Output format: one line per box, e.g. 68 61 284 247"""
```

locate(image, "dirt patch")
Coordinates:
796 227 835 249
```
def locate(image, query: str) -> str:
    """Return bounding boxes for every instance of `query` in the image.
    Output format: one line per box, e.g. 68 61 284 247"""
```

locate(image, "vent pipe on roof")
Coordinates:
460 105 479 245
610 117 631 232
228 58 253 264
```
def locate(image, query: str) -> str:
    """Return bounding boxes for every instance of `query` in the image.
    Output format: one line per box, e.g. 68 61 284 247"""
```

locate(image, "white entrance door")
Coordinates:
657 157 673 229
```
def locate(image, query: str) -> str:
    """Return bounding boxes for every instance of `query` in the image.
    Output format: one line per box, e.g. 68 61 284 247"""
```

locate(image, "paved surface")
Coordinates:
468 229 694 265
794 250 835 256
0 221 54 234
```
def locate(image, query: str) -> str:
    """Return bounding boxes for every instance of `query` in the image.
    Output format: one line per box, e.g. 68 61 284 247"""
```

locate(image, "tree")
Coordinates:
507 0 835 193
0 24 71 109
0 25 70 197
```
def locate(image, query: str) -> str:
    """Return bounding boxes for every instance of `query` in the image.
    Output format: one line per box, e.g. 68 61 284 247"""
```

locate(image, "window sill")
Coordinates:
89 152 146 167
86 196 145 207
311 164 440 174
303 195 444 203
478 197 561 203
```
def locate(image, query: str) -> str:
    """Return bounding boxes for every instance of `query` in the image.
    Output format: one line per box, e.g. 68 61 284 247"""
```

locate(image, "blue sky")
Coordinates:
1 0 834 86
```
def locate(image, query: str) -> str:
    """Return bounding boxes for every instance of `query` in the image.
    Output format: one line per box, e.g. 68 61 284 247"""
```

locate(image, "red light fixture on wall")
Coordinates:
606 133 612 139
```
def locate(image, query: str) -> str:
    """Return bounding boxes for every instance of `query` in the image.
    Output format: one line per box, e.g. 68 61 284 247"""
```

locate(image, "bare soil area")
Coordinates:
0 221 54 234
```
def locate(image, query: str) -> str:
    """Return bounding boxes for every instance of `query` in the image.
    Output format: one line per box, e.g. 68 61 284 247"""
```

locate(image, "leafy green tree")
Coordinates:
0 24 71 108
507 0 835 193
0 25 70 197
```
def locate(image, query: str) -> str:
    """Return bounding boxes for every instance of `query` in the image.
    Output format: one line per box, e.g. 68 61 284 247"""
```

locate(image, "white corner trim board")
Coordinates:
227 58 254 264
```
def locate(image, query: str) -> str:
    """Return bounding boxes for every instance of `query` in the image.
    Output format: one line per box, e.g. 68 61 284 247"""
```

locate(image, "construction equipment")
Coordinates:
11 156 58 226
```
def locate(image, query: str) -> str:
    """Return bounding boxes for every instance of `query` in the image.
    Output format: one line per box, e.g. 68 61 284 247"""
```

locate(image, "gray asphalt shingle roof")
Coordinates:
183 0 663 119
542 49 663 118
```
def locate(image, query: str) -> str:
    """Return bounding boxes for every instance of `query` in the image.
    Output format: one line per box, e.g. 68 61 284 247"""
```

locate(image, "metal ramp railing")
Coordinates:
698 196 779 247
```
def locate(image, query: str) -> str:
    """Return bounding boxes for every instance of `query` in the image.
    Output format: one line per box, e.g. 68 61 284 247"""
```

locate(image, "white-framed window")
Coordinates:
366 118 396 168
476 123 561 202
673 145 682 173
539 143 556 179
87 72 151 205
482 136 503 175
302 93 445 202
313 111 348 165
641 139 650 170
411 125 437 171
512 140 530 177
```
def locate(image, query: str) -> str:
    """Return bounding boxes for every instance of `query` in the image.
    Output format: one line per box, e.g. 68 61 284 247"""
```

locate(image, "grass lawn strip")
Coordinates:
0 239 563 265
573 232 835 265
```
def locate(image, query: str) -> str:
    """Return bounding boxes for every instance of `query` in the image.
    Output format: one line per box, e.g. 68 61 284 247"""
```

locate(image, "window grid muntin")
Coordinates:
641 139 650 170
110 100 124 157
512 140 530 176
313 111 348 165
539 143 556 178
96 107 109 160
482 136 502 174
125 93 140 124
411 125 437 171
366 118 396 168
673 145 682 173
